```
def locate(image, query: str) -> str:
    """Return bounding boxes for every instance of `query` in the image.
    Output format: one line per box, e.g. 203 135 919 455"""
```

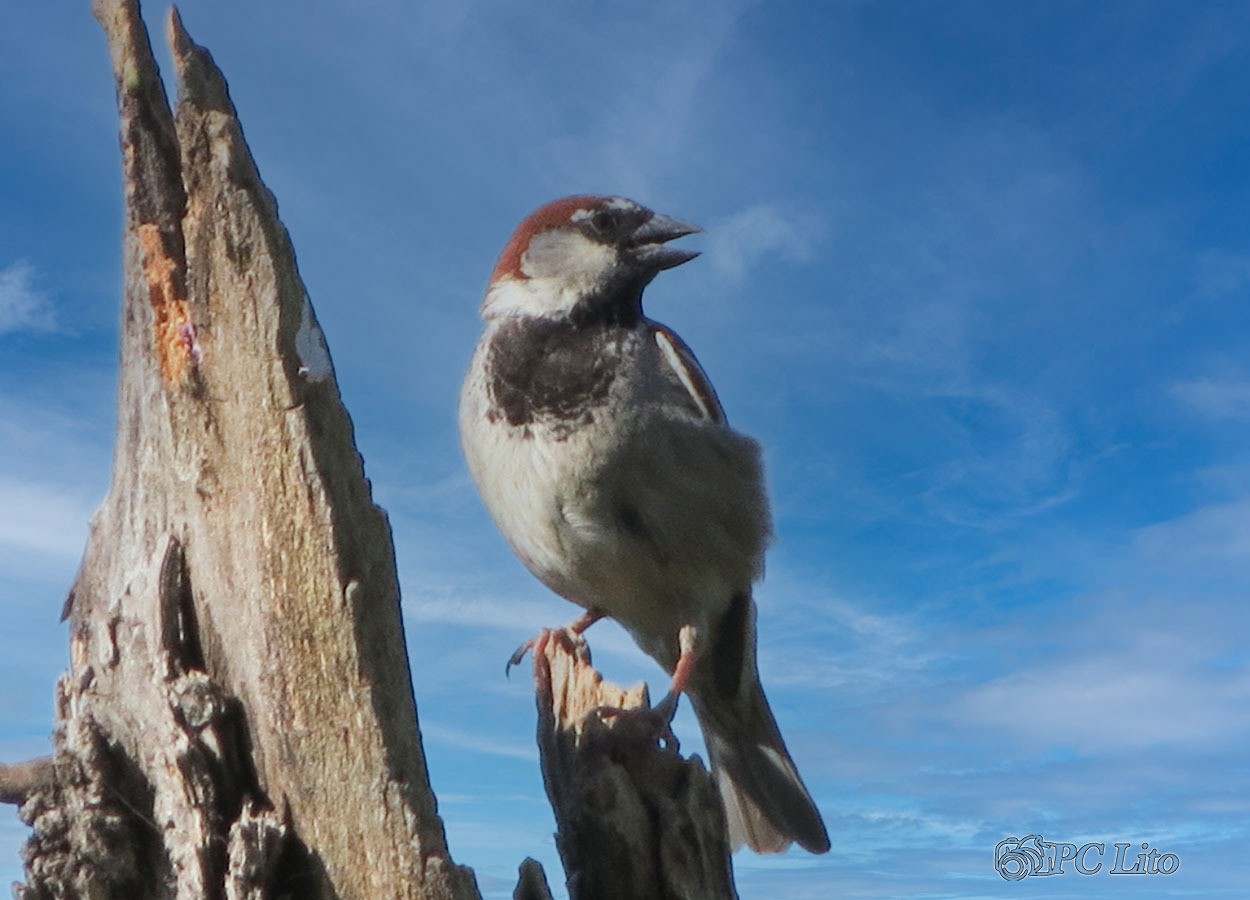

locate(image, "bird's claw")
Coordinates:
506 611 605 678
505 638 535 678
505 626 582 678
594 690 682 752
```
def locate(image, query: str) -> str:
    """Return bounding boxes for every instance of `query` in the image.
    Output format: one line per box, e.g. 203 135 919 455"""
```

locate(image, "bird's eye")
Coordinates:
589 210 615 235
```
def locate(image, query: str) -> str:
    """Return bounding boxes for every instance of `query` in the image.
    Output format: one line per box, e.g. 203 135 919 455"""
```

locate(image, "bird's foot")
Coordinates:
589 623 698 751
506 610 604 677
595 688 682 752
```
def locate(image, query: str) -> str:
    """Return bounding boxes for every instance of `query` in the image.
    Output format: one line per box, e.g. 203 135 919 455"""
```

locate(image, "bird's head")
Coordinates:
481 196 700 322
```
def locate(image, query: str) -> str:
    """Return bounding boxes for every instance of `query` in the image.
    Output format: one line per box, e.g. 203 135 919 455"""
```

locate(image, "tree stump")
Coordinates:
13 3 478 897
532 632 738 900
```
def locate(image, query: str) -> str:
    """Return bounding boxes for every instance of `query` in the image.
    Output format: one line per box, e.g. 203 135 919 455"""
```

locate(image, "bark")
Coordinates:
0 759 54 806
532 633 739 900
512 858 555 900
14 3 479 898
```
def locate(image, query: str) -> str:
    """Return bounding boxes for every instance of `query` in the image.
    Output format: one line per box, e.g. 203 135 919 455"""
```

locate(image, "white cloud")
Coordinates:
0 396 110 582
0 476 94 562
958 652 1250 754
0 261 55 336
952 493 1250 755
405 591 579 633
704 204 823 284
524 0 750 197
404 586 658 676
1170 375 1250 422
760 590 938 693
421 722 538 763
857 809 982 845
1133 495 1250 577
914 383 1077 527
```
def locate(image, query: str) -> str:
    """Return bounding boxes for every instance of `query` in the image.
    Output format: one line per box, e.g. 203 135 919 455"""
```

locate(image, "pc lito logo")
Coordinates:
995 835 1180 880
995 835 1046 880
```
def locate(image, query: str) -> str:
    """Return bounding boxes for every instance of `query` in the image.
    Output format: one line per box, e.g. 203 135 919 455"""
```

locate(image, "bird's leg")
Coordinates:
650 623 698 723
597 624 699 751
568 609 605 636
506 609 605 676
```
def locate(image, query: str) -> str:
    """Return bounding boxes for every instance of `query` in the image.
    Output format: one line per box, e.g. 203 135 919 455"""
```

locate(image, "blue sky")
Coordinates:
3 1 1250 896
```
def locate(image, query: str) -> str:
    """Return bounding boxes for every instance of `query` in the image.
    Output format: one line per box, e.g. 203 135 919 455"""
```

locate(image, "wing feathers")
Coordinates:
651 322 726 424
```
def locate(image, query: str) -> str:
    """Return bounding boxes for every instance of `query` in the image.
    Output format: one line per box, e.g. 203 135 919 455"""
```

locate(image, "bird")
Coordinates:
458 195 830 855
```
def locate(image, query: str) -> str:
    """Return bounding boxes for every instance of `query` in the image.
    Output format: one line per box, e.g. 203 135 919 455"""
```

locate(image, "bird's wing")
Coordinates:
649 321 727 424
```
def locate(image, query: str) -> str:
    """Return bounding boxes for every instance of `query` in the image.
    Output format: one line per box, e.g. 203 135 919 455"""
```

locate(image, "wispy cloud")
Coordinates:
704 204 824 284
958 651 1250 753
856 808 982 845
0 394 108 576
515 0 752 197
404 584 659 678
761 592 937 693
1133 494 1250 577
899 383 1076 528
422 722 538 763
405 590 578 633
951 488 1250 755
1170 375 1250 422
0 476 94 562
0 262 55 336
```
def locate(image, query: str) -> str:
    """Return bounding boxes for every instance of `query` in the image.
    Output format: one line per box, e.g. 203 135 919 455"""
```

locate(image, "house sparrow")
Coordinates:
459 196 830 855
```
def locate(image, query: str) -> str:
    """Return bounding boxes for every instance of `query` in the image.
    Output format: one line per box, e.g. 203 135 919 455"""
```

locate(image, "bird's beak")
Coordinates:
628 213 702 271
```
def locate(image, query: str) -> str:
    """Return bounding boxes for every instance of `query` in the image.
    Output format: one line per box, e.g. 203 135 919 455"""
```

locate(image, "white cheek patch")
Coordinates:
522 229 615 283
480 223 622 320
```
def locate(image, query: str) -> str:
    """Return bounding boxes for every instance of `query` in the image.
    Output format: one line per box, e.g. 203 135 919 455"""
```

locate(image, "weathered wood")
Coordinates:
0 758 54 806
532 632 739 900
512 857 555 900
15 3 479 898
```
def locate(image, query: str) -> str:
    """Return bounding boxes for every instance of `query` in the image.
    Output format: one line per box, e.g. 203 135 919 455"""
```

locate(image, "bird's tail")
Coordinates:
690 676 830 855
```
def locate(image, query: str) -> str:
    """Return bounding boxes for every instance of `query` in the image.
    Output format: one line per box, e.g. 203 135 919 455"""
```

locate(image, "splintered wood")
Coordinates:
137 223 199 386
533 632 739 900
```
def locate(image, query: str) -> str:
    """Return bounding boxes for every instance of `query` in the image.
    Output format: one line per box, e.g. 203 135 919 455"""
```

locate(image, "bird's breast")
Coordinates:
483 316 636 434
